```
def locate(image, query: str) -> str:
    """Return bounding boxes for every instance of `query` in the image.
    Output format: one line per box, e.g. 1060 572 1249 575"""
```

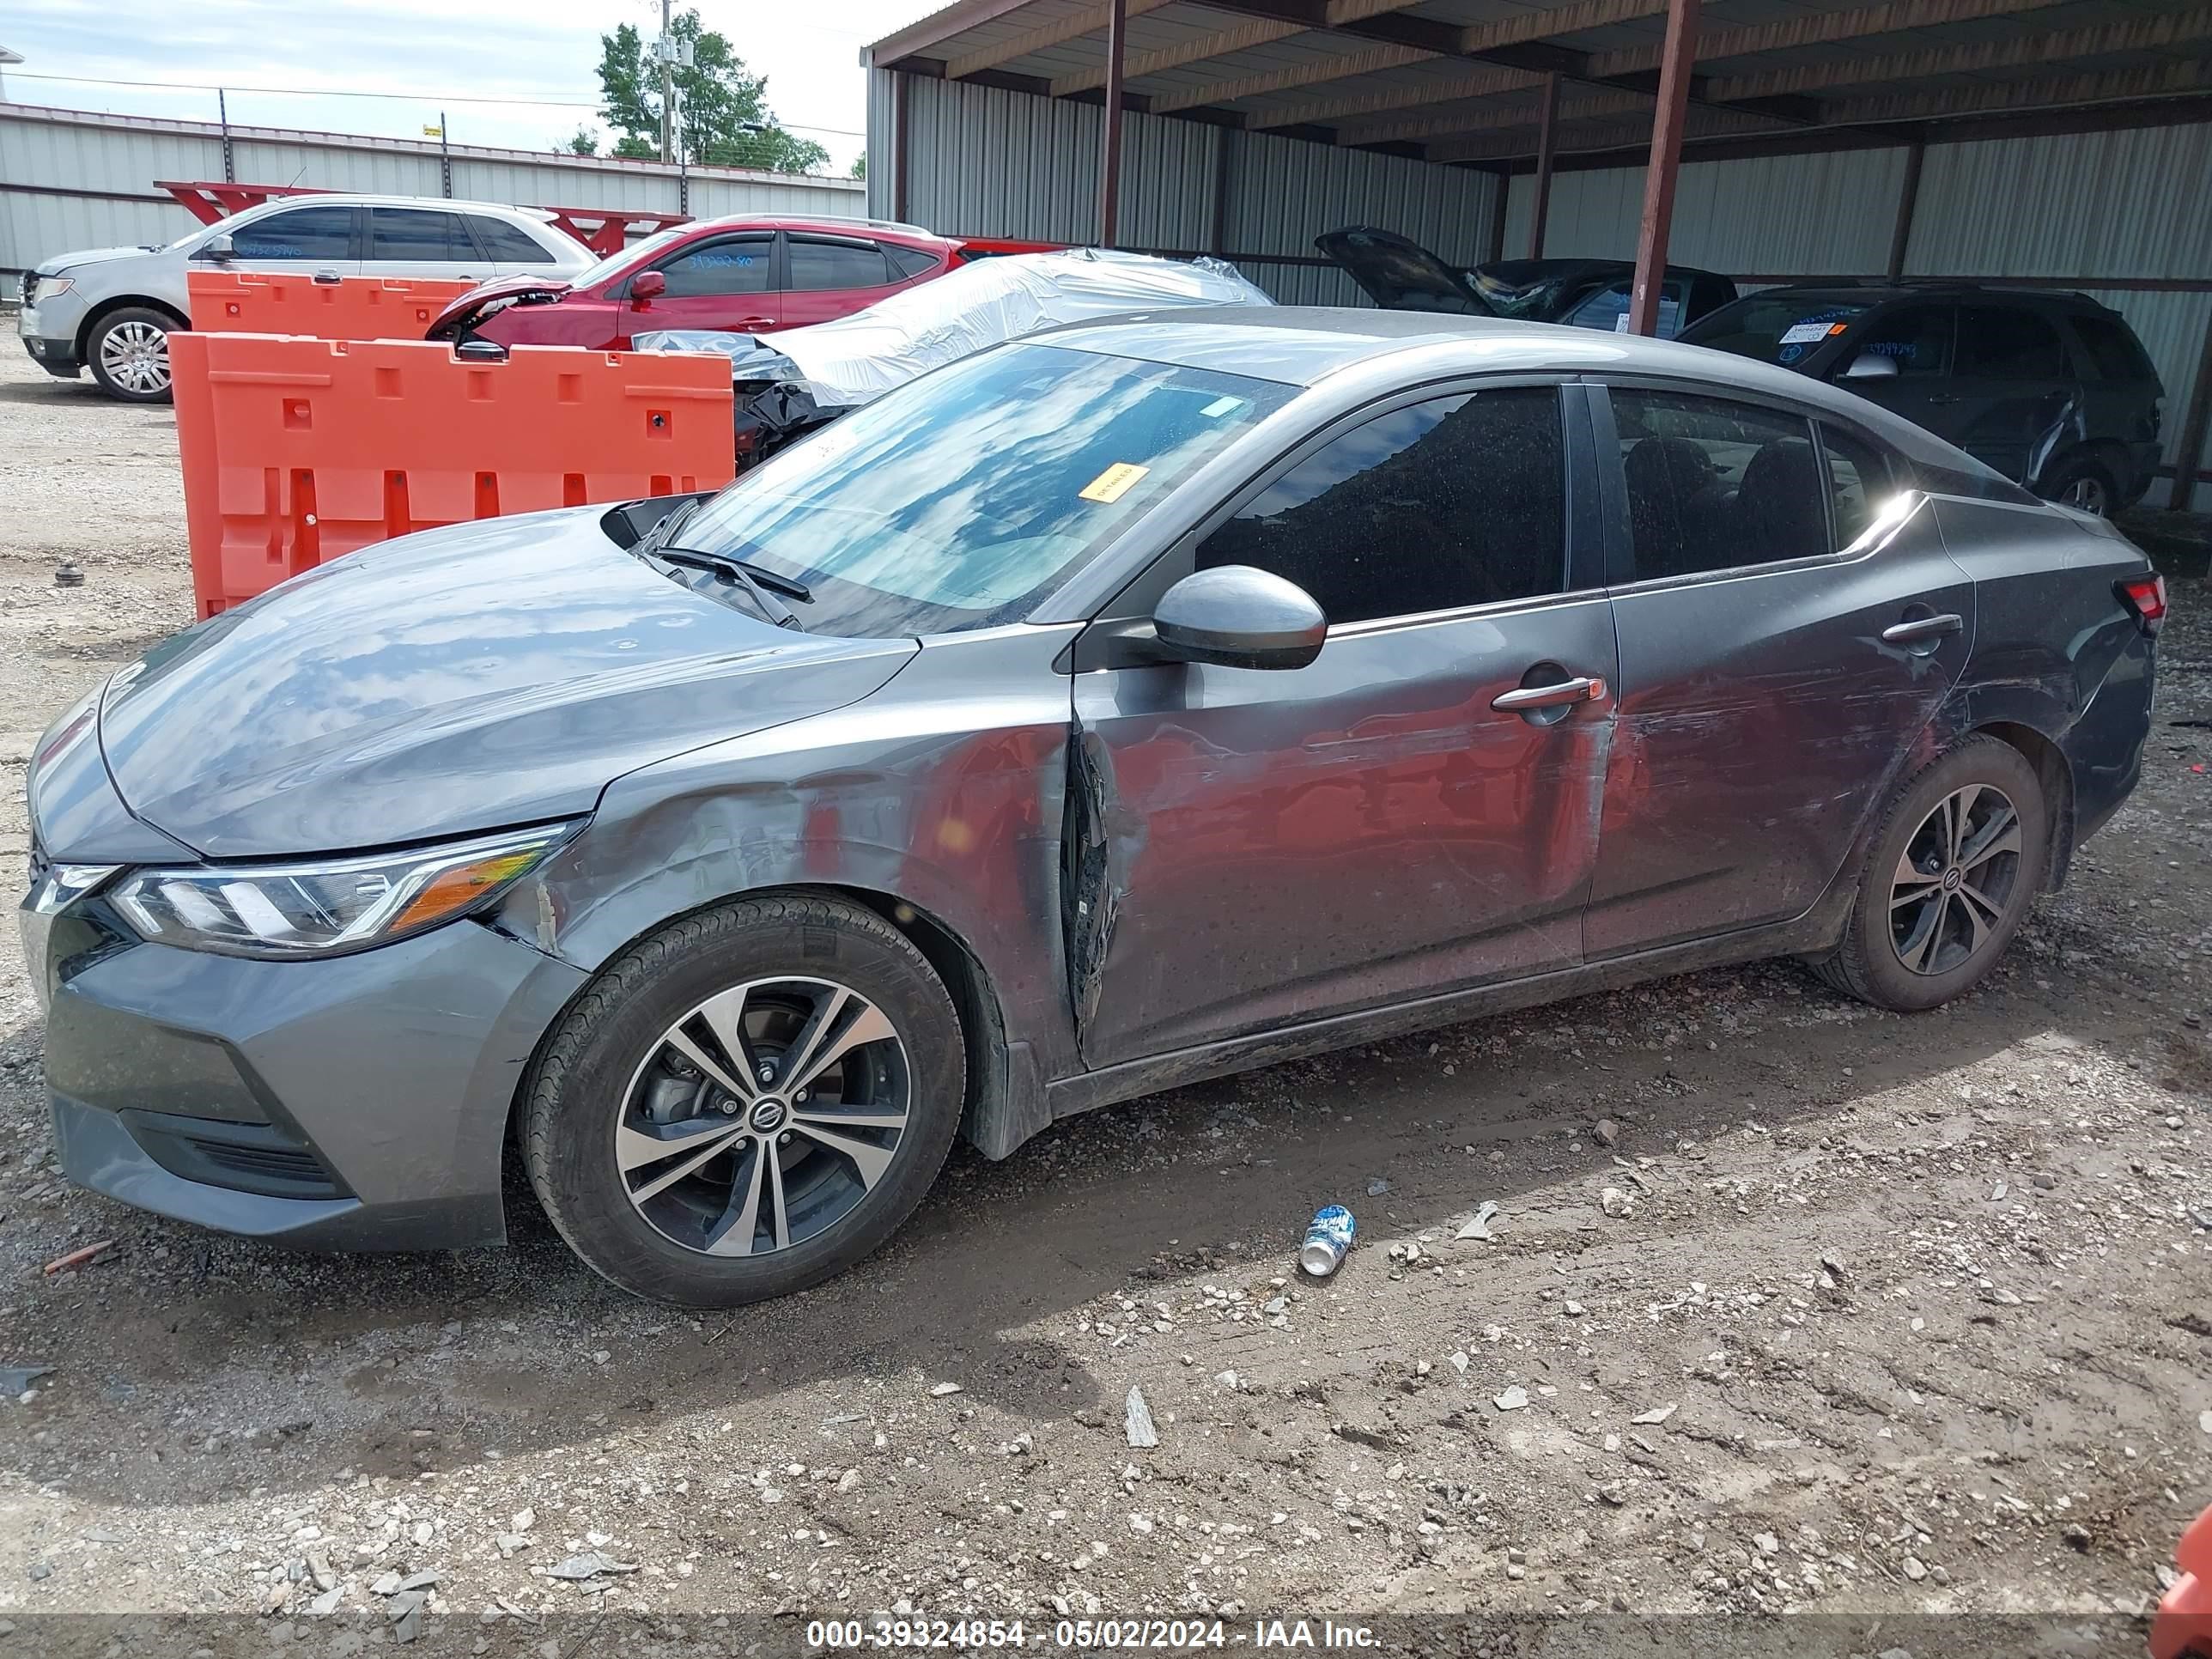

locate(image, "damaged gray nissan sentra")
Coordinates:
21 309 2162 1304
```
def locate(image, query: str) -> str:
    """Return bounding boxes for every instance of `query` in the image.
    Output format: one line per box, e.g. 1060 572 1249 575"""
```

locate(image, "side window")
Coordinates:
654 234 773 297
886 244 942 281
2069 314 2156 381
1820 423 1897 549
1846 305 1953 376
1565 282 1685 337
1611 389 1826 579
1195 386 1566 626
368 208 472 262
1955 307 2068 380
231 205 355 261
469 216 558 263
788 237 894 290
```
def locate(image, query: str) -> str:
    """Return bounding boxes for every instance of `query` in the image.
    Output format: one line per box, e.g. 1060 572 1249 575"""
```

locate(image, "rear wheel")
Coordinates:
85 307 177 403
523 894 964 1305
1816 736 2046 1012
2042 454 2118 517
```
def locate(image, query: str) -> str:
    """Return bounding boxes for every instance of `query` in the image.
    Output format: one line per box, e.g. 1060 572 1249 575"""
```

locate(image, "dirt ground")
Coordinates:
0 337 2207 1657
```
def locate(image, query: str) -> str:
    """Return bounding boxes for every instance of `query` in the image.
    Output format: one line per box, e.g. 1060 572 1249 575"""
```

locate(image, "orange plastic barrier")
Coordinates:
173 332 735 618
187 270 477 341
2155 1504 2212 1659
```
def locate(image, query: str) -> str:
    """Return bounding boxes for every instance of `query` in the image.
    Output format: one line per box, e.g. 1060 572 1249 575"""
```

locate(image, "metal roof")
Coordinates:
866 0 2212 169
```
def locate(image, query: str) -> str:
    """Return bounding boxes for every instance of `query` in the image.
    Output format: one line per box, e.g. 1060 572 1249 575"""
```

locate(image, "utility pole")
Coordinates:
659 0 673 164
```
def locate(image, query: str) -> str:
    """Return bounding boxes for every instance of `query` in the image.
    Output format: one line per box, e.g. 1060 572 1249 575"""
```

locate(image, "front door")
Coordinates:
362 206 489 284
1943 303 2081 483
1071 383 1617 1067
622 230 780 344
225 203 362 283
1585 384 1976 956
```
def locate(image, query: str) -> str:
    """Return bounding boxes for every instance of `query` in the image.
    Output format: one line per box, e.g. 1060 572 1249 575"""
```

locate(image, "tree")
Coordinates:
595 13 830 174
851 155 866 180
564 127 599 155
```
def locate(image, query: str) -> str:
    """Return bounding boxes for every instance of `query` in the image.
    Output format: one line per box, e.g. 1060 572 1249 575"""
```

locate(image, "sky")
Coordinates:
0 0 942 174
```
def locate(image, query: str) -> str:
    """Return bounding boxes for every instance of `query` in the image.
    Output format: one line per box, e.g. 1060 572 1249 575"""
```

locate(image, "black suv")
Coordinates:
1680 284 2164 514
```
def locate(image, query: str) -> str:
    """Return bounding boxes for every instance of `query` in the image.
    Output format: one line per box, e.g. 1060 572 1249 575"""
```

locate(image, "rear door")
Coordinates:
462 213 573 276
362 206 491 284
226 204 362 282
1071 380 1617 1066
1585 383 1976 956
625 230 780 343
1943 303 2080 483
1825 301 1958 437
780 234 907 326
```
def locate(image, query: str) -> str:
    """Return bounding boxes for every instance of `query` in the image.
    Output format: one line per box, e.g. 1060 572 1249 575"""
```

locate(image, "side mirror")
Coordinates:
196 232 236 263
1839 349 1899 381
1152 566 1326 672
629 270 667 305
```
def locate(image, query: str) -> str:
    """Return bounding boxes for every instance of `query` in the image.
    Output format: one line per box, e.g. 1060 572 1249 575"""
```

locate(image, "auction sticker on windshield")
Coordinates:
1079 462 1151 504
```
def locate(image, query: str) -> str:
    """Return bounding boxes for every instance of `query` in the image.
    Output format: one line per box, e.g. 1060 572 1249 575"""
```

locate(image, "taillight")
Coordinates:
2118 573 2167 635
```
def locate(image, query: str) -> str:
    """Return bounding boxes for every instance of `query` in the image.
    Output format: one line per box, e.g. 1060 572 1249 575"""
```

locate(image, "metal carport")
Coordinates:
861 0 2212 507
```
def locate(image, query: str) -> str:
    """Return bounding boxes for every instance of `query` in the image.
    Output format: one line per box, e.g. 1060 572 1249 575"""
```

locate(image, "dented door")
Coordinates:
1066 596 1620 1067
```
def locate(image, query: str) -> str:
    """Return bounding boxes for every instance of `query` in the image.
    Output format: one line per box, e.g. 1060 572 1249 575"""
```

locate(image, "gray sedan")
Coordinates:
21 311 2162 1304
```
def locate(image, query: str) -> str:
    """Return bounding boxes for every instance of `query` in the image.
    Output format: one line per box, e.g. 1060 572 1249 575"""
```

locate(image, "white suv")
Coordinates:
20 193 593 403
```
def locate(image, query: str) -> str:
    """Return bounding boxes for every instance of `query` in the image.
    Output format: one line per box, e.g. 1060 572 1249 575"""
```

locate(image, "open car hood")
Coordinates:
1315 227 1492 315
424 273 574 340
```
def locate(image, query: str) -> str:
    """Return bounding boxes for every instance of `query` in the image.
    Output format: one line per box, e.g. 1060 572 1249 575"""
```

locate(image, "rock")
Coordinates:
1493 1386 1528 1412
495 1535 531 1557
307 1551 335 1592
1127 1514 1154 1534
1449 1351 1469 1373
2200 1410 2212 1435
0 1365 54 1395
2032 1172 2057 1191
1592 1120 1619 1147
2063 1523 2092 1550
511 1508 535 1533
258 1580 288 1616
393 1600 423 1644
307 1586 343 1619
929 1382 963 1397
1367 1178 1391 1197
1261 1297 1289 1316
1214 1370 1240 1390
1630 1404 1678 1425
837 1468 861 1493
1124 1386 1159 1449
395 1571 440 1593
547 1553 638 1582
1600 1187 1633 1218
1901 1555 1928 1581
370 1572 403 1597
1504 1563 1527 1581
1564 1300 1585 1317
1455 1202 1500 1241
1754 1532 1778 1556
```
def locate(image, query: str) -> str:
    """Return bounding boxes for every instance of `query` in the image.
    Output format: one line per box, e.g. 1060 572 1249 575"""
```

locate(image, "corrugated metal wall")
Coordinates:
1 103 866 300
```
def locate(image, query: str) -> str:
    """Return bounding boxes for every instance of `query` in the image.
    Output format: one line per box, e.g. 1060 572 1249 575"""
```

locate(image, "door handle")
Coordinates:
735 316 777 330
1492 676 1606 712
1924 392 1960 405
1881 613 1963 645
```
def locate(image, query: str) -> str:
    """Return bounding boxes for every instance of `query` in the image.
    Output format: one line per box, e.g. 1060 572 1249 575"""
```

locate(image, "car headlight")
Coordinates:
31 276 76 304
110 823 576 959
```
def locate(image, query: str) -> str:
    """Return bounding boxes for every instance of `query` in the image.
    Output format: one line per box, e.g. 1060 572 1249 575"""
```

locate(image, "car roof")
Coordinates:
672 213 953 246
1479 257 1724 283
238 193 556 221
1743 282 2103 310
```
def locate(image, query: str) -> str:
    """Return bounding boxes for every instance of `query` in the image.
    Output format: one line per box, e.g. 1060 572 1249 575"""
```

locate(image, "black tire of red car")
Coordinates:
84 306 178 404
1815 736 2047 1013
522 893 965 1306
2040 453 2119 517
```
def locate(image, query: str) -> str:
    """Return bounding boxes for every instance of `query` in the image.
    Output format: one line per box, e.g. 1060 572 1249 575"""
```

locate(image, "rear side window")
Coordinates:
1847 305 1953 376
1611 389 1827 579
656 234 773 297
2069 313 2157 381
369 208 473 262
788 238 893 291
470 216 558 263
232 205 355 261
1955 307 2068 380
1196 386 1565 624
1565 281 1686 337
1820 424 1896 548
886 244 942 281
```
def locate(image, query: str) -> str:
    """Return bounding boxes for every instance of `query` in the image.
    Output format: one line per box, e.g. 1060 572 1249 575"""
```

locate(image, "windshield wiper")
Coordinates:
652 547 803 629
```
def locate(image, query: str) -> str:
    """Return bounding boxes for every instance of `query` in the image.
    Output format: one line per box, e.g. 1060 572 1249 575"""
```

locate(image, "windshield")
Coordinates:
1682 295 1872 368
673 342 1294 635
571 227 691 290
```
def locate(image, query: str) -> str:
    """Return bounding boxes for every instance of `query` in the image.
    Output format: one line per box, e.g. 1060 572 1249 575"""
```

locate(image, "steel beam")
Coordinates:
1528 73 1560 258
1886 138 1923 278
1050 20 1304 97
1628 0 1698 336
1101 0 1128 246
1149 44 1437 115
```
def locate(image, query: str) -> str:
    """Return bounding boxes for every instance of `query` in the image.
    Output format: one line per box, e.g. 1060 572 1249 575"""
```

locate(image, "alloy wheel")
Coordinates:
1888 783 2024 976
99 320 171 395
617 976 909 1257
2059 476 2109 516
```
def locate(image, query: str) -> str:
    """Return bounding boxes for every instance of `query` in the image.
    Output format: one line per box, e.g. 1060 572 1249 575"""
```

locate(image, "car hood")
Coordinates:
98 507 917 859
38 245 161 276
1314 227 1492 315
425 273 574 338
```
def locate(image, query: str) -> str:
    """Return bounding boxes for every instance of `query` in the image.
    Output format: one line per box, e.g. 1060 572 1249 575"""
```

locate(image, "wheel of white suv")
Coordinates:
86 307 177 404
521 893 965 1305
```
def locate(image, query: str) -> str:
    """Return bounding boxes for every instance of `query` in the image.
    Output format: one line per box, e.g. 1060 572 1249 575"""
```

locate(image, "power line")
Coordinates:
8 70 865 137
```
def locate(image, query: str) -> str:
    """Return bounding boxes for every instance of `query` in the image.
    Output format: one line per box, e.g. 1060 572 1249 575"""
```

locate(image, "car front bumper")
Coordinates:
17 296 84 378
30 890 587 1250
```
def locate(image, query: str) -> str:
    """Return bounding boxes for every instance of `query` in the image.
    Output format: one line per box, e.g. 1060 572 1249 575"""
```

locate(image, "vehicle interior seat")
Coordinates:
1733 436 1827 559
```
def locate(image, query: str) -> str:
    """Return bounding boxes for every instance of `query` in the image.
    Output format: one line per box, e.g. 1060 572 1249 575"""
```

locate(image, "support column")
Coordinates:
2168 307 2212 511
1100 0 1127 246
1626 0 1699 337
1485 167 1508 264
892 71 912 225
1887 139 1924 280
1526 73 1559 260
1209 130 1233 256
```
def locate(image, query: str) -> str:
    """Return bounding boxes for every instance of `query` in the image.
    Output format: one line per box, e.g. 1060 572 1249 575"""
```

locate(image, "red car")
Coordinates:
425 216 1001 349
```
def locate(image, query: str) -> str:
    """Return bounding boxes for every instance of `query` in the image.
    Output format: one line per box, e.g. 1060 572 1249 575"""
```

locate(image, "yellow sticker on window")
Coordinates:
1079 462 1151 504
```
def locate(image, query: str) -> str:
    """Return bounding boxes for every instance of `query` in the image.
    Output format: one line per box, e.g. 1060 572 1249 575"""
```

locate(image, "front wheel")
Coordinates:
86 307 177 403
522 894 965 1305
1816 736 2047 1012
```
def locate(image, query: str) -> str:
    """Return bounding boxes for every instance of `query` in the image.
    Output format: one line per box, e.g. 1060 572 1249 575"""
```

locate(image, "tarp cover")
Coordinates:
636 249 1273 411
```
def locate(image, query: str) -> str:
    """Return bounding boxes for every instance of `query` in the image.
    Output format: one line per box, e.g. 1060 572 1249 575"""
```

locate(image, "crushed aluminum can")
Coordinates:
1298 1205 1356 1277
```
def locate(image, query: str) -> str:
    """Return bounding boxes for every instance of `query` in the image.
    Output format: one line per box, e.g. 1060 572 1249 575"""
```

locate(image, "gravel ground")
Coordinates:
0 339 2208 1657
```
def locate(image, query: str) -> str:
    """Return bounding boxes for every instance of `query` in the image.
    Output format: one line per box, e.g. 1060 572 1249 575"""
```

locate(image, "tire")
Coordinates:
84 307 179 404
1815 735 2047 1012
2040 454 2118 518
523 893 964 1306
